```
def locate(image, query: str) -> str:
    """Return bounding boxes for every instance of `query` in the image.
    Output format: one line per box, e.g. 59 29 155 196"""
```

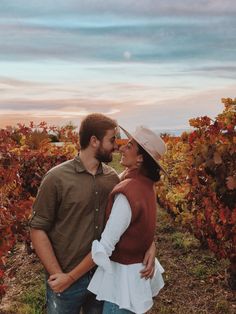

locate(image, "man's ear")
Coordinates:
90 135 100 148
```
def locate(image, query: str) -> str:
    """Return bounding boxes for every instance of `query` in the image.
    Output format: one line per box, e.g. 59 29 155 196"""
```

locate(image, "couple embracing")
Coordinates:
30 113 166 314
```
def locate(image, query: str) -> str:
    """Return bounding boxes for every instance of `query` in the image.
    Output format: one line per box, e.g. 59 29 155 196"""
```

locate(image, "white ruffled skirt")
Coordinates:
88 241 165 314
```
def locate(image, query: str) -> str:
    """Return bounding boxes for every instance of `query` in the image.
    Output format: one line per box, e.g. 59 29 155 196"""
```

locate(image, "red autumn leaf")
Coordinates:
213 151 223 165
219 208 227 224
226 176 236 190
230 208 236 224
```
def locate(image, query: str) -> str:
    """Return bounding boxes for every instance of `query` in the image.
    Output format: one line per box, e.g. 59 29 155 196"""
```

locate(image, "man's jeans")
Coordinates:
46 271 103 314
102 301 134 314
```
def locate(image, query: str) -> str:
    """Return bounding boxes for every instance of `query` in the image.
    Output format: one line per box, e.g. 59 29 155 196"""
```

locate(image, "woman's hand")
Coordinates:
140 241 156 279
48 273 74 293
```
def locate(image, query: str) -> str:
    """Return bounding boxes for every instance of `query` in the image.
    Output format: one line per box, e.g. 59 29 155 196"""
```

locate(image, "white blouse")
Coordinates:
88 193 164 314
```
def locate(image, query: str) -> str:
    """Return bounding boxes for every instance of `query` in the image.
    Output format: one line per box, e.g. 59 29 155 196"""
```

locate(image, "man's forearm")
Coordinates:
30 228 62 275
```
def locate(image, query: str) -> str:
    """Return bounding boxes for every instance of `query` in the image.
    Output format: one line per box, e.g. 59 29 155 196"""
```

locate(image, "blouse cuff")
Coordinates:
91 240 112 273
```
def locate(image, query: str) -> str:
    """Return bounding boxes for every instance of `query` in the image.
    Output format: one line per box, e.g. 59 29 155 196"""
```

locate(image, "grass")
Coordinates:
3 271 46 314
215 299 231 314
171 231 200 252
109 152 124 174
1 282 46 313
0 245 46 314
10 301 45 314
190 264 209 279
158 306 178 314
20 283 45 314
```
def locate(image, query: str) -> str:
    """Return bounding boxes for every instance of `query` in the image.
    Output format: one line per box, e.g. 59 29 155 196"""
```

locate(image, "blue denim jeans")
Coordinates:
102 301 134 314
46 271 103 314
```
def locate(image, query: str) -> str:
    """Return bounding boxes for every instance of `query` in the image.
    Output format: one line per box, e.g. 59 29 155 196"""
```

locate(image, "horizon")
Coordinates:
1 119 197 137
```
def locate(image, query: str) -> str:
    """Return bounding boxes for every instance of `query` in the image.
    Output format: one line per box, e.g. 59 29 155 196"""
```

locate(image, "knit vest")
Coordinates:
105 168 157 264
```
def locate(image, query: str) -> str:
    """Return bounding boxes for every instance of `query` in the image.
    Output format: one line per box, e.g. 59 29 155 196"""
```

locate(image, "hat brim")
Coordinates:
118 125 168 176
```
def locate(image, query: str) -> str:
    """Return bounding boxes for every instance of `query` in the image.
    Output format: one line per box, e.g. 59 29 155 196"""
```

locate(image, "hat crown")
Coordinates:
119 124 167 174
133 126 166 159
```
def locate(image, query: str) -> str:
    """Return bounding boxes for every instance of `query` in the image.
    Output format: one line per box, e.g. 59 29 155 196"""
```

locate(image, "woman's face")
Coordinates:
119 139 143 168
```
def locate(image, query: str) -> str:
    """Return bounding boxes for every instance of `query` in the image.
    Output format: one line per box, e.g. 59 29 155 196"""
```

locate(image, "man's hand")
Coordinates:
140 242 156 279
48 273 74 293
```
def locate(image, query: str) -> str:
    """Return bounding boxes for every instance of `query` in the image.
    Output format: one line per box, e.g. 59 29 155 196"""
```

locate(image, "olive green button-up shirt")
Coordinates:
29 156 120 272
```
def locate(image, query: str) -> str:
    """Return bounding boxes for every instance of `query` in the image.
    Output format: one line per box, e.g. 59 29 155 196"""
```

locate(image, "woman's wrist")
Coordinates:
67 273 76 284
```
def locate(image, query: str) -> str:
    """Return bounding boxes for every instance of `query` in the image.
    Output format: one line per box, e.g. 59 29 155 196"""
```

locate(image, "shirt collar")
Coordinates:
74 155 108 175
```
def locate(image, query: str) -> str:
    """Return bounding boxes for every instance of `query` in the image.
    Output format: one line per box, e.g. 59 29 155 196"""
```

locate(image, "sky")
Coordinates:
0 1 236 133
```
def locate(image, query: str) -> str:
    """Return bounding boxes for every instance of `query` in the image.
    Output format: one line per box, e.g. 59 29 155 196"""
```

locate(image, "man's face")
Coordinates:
95 128 117 163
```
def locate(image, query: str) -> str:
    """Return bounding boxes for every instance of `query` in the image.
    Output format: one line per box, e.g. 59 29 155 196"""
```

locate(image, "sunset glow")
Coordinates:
1 1 236 133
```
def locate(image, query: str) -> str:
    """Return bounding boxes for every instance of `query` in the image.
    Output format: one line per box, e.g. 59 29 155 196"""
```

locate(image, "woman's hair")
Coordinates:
137 144 161 182
79 113 117 149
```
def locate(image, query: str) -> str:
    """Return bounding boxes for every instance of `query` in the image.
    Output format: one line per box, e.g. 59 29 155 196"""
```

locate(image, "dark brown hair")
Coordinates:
79 113 117 149
137 144 161 182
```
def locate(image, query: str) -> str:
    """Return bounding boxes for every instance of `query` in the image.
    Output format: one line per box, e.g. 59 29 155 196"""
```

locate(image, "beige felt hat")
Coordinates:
119 125 167 174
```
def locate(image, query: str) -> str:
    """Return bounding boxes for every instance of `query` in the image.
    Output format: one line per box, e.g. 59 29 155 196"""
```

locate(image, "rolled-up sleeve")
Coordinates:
29 172 60 232
91 193 131 270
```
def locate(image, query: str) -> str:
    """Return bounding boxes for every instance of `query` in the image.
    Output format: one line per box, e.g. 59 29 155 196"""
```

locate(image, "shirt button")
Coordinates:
95 226 98 229
95 191 98 195
95 208 99 212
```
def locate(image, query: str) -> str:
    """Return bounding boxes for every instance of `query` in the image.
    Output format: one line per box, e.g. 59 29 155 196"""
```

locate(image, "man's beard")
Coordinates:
95 146 113 163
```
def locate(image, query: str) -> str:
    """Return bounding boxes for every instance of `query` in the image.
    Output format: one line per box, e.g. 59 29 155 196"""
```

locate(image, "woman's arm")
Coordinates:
48 252 94 293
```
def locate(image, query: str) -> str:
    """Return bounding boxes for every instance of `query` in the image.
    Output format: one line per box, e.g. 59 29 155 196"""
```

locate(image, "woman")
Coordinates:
49 126 166 313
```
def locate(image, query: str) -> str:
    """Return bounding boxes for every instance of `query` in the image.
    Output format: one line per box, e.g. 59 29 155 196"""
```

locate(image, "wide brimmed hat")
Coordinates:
119 125 167 175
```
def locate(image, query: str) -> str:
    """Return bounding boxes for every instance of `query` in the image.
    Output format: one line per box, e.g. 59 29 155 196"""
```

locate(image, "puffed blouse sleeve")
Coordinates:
91 193 131 272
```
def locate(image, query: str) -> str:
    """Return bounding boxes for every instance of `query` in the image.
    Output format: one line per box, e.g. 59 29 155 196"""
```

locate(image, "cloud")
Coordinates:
185 65 236 80
1 12 236 65
1 1 236 18
0 2 235 132
0 99 121 128
1 81 235 132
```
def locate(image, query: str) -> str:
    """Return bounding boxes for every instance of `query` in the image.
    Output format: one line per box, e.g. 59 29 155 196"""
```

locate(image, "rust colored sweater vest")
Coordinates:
105 169 156 264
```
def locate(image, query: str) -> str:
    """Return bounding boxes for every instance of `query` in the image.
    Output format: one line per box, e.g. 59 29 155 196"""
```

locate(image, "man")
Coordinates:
30 113 155 314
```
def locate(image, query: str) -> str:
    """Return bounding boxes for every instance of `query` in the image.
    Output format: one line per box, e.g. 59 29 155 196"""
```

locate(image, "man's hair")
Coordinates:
79 113 117 149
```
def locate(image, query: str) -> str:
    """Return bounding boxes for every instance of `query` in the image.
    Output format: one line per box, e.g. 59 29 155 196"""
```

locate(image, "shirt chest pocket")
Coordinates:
58 185 96 218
